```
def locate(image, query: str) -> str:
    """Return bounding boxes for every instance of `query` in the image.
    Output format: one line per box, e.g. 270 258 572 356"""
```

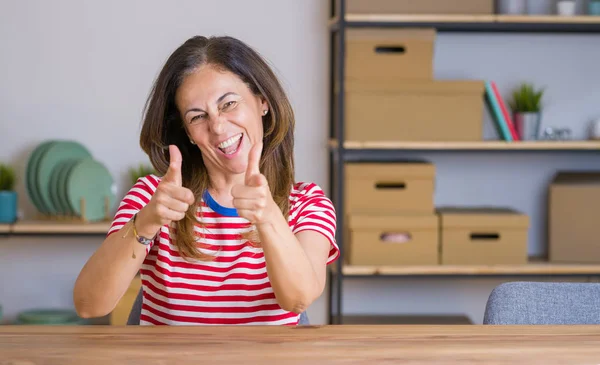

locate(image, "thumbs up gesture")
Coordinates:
232 143 275 226
142 145 196 228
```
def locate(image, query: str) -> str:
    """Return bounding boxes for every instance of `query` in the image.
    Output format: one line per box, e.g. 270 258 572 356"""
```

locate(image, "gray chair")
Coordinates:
127 288 310 325
483 281 600 325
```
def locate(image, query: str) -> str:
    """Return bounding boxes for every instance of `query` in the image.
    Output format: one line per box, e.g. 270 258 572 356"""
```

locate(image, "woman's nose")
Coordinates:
209 114 225 134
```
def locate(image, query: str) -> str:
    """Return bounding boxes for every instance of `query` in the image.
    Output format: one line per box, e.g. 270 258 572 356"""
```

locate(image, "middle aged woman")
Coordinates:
73 35 339 326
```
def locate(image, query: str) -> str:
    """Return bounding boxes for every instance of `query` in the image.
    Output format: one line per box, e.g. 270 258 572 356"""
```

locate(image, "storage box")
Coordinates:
549 172 600 263
438 207 529 265
346 0 494 15
345 162 435 214
346 29 435 83
346 214 439 266
344 79 485 142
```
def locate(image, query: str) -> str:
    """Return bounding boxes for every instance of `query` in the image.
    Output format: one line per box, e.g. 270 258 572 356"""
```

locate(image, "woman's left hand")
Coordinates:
232 143 277 226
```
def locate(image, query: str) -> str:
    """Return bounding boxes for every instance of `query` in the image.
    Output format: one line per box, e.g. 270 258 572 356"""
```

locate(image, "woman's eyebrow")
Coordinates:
216 92 237 103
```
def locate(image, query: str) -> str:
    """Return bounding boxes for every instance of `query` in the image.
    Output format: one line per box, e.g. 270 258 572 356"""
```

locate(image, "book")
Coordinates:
491 81 519 141
484 81 512 142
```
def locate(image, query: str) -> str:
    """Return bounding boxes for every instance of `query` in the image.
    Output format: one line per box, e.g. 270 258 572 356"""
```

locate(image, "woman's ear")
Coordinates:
260 97 268 115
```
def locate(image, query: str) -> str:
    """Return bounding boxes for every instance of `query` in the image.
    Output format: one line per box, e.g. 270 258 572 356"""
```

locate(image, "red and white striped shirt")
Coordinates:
107 175 339 325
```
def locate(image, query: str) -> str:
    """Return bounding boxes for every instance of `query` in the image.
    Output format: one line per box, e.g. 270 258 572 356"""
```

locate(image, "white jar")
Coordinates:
557 0 576 16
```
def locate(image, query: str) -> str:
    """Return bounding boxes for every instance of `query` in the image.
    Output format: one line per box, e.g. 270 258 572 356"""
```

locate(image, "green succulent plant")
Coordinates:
0 164 16 191
510 83 544 113
128 163 156 186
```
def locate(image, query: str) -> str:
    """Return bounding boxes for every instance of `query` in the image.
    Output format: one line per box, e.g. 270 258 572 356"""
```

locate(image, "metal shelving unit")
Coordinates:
326 0 600 325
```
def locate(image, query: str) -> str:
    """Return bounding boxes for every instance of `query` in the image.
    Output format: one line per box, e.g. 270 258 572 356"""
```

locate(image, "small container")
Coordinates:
557 0 576 16
589 118 600 140
498 0 527 14
589 0 600 15
514 112 542 140
0 191 17 223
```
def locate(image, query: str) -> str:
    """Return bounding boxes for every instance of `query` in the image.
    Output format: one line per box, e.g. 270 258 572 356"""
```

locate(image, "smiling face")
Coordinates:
175 64 268 178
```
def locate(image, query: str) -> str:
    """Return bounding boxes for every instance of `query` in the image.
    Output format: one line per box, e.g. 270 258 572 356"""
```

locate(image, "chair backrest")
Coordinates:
126 287 144 325
483 281 600 325
127 288 311 325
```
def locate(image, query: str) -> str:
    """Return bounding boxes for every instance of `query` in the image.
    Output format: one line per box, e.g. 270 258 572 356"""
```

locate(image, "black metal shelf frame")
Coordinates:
329 18 600 33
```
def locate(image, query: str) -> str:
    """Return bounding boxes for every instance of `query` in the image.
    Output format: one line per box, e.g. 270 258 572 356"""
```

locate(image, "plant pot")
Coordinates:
498 0 527 14
0 190 17 223
590 0 600 15
514 112 542 140
557 0 576 16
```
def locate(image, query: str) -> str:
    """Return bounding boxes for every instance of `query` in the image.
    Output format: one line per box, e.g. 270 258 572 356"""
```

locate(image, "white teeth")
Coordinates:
218 134 242 149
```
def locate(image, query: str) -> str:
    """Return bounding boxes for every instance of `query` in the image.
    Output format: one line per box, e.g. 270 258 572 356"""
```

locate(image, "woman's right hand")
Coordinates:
136 145 196 236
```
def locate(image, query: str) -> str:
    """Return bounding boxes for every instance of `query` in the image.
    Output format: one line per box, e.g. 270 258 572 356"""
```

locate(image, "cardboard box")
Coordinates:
346 214 439 266
345 162 435 214
346 0 494 15
344 79 485 142
346 29 435 83
549 172 600 263
438 207 529 265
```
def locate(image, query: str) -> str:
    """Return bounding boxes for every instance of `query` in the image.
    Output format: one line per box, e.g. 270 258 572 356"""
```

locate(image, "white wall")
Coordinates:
0 0 331 323
1 0 600 325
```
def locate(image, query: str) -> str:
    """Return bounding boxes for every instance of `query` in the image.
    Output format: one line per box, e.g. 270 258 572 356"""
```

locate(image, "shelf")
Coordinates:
330 14 600 32
6 220 111 235
337 261 600 277
329 140 600 151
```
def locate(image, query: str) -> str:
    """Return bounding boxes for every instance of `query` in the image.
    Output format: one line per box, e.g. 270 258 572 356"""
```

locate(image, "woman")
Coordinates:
73 35 339 325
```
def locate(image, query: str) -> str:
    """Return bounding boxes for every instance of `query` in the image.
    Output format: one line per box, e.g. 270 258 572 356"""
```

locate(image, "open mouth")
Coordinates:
217 133 243 155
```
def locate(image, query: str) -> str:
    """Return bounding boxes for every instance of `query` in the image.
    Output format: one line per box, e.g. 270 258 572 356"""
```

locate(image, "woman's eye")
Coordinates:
222 101 237 110
190 115 205 124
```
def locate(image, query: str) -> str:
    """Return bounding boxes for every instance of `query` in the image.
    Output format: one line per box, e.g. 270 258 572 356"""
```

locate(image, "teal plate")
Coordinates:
66 158 116 222
48 159 77 215
58 160 79 216
25 141 56 214
17 309 82 325
36 141 92 215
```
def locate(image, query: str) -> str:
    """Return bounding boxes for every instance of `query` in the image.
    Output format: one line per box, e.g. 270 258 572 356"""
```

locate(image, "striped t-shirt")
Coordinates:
107 174 339 325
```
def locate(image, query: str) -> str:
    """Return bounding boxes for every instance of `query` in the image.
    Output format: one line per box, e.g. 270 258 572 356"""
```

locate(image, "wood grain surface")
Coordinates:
340 262 600 276
328 139 600 151
1 325 600 364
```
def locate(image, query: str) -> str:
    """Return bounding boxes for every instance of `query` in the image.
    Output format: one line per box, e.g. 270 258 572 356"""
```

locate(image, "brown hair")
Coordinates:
139 36 295 260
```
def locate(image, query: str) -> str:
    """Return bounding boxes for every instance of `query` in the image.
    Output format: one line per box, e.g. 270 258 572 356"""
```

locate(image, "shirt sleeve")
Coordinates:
290 182 339 265
107 174 160 253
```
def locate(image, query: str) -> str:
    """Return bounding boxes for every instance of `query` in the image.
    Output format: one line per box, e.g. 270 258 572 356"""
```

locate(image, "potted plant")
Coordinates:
509 83 545 141
0 163 17 223
128 163 156 186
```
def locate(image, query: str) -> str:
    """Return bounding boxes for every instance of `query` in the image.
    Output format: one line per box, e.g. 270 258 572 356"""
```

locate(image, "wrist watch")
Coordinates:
132 213 156 246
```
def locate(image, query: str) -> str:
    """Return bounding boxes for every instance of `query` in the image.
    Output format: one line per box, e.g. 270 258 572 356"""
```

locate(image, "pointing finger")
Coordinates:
245 142 262 185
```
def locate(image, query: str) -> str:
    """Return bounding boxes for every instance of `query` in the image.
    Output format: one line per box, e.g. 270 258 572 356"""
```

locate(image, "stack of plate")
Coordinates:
25 140 116 222
16 309 85 325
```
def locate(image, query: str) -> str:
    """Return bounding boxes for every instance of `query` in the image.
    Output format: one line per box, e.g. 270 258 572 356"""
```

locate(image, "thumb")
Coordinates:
246 173 267 188
163 144 182 186
245 142 262 185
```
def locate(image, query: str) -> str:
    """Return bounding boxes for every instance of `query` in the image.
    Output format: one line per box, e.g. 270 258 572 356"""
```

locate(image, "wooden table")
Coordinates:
2 325 600 364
